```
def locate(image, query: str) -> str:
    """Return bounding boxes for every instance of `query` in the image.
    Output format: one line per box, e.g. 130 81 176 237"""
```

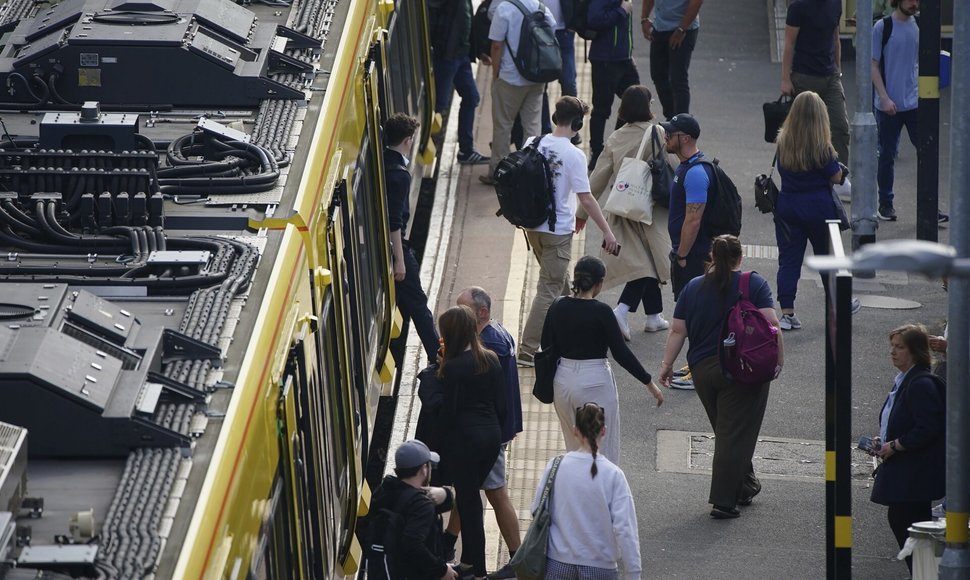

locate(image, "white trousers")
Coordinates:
552 358 621 464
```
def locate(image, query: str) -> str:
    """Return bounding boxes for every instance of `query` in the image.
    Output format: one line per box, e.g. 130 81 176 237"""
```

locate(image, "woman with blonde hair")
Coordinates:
773 90 846 331
437 305 506 579
587 85 674 339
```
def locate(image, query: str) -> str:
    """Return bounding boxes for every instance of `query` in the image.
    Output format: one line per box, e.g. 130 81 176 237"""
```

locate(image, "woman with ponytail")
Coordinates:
534 402 641 579
659 235 785 519
540 255 664 465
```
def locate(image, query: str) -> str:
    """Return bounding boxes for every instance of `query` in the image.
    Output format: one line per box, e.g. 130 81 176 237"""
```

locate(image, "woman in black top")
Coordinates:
438 305 505 579
541 256 663 464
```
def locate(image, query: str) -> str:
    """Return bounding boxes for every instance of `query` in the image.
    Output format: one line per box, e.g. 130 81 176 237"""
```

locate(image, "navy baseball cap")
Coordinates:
661 114 701 139
395 439 440 469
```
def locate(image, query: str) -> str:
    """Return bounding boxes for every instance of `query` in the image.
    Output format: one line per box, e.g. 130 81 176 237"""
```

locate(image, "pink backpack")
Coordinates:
719 272 780 385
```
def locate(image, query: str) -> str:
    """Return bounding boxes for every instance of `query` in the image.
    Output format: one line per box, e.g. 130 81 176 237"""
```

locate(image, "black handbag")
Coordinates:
532 348 558 404
763 95 793 143
754 153 779 214
648 126 673 208
532 297 563 404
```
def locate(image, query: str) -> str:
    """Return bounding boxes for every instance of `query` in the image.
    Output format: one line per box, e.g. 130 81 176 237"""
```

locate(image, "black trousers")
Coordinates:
618 277 663 314
394 243 440 361
650 29 699 119
589 58 640 163
670 252 707 301
446 424 501 577
887 501 932 573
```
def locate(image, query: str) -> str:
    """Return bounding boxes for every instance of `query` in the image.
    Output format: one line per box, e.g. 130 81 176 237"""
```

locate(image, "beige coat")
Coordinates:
583 121 676 291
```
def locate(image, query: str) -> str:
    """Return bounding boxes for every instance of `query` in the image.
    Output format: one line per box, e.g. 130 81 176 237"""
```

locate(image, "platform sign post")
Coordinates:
822 220 853 579
939 0 970 576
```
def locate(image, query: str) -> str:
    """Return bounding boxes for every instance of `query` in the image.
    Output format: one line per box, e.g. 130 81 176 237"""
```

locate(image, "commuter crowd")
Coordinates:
370 0 948 578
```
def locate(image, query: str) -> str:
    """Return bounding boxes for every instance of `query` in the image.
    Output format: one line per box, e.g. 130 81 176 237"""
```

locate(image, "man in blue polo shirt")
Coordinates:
662 113 711 301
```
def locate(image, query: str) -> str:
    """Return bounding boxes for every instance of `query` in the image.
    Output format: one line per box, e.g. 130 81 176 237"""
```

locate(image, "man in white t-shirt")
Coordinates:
518 97 619 364
481 0 556 185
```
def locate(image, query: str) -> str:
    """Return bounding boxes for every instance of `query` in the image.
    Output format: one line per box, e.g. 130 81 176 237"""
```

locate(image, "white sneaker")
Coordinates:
833 178 851 203
643 314 670 333
613 307 631 341
779 313 802 331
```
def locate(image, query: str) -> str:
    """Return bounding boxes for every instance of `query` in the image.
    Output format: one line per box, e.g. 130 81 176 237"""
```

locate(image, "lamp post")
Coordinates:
808 240 970 578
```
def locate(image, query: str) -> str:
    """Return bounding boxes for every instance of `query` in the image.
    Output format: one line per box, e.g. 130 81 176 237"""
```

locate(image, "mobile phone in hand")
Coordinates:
601 240 621 256
858 436 881 454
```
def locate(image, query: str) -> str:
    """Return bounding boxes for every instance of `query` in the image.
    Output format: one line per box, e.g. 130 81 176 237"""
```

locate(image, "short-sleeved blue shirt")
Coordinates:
872 15 919 112
673 271 775 367
667 151 712 257
480 321 522 443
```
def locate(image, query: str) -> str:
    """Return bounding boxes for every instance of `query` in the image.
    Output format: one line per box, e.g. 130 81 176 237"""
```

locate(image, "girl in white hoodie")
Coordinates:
534 402 642 579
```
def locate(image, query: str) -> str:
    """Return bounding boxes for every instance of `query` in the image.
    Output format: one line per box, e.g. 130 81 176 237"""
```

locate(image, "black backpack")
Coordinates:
504 0 562 83
561 0 598 40
472 0 493 60
493 135 556 230
693 158 742 237
362 487 423 580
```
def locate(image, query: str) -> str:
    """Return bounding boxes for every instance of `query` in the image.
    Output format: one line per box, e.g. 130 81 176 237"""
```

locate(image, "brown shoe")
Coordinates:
478 174 496 186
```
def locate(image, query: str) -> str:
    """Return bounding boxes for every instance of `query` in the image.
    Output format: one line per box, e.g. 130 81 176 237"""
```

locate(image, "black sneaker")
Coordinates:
711 505 741 519
457 150 490 165
877 204 897 221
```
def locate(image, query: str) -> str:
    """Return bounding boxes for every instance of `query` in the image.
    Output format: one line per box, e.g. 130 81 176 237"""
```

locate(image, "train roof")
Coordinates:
0 0 353 576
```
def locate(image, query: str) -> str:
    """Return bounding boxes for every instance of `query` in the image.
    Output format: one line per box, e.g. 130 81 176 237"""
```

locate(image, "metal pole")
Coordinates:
823 220 853 578
916 0 941 241
939 0 970 576
851 0 878 257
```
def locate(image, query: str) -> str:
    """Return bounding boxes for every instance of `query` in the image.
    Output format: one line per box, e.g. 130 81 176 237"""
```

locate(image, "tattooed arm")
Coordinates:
677 202 705 258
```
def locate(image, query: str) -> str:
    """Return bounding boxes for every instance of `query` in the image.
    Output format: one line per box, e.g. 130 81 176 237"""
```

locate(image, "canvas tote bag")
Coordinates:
603 127 654 224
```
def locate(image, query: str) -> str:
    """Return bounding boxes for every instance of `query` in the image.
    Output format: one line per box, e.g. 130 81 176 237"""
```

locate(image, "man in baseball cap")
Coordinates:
365 440 459 579
395 439 441 470
660 113 701 140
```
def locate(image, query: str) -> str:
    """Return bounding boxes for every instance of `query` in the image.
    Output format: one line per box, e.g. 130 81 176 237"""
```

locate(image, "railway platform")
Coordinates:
389 0 955 577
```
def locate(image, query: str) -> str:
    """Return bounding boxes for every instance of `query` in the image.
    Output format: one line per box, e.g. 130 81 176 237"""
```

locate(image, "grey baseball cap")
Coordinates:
395 439 440 469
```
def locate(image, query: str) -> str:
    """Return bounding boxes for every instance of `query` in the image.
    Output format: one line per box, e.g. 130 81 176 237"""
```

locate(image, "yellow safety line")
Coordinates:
825 450 835 481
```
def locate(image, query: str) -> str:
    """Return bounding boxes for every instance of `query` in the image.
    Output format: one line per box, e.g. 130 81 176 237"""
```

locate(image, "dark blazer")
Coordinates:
871 365 946 505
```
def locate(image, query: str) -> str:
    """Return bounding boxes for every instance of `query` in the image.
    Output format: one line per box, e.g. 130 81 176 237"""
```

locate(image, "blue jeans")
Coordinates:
650 29 699 119
774 191 836 310
541 29 578 133
875 108 918 207
434 55 480 155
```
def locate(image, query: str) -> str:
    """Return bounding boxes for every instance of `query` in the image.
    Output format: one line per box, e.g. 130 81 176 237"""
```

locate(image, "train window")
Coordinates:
318 265 357 560
287 332 335 575
351 133 388 347
385 3 419 114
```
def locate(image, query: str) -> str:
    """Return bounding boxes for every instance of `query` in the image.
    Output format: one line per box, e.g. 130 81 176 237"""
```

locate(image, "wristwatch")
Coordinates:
676 26 686 34
670 250 685 262
889 440 898 451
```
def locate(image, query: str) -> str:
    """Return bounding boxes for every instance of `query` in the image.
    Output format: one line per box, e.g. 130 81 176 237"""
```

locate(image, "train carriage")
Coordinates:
0 0 436 578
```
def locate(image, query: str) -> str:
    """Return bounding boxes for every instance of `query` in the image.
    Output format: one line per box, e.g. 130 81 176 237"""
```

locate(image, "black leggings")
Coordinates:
887 501 932 573
447 426 501 576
